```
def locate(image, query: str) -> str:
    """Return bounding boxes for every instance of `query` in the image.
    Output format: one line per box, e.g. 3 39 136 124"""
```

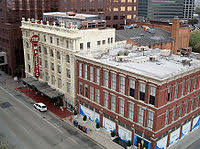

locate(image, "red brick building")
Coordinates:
0 0 59 76
75 46 200 149
59 0 138 29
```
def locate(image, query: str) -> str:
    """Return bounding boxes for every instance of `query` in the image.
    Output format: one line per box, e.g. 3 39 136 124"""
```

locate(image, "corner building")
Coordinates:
75 46 200 149
21 17 115 109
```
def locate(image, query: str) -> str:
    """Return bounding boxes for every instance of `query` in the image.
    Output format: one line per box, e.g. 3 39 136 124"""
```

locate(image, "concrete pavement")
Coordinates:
0 71 103 149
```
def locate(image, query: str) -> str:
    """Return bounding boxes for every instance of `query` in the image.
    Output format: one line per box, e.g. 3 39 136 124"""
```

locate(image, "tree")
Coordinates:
188 18 199 26
189 30 200 53
195 7 200 16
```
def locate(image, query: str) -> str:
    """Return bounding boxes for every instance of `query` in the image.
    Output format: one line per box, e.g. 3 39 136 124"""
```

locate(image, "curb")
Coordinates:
63 118 106 149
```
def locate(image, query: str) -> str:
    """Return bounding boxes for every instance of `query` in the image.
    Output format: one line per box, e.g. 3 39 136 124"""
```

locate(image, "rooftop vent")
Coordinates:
182 59 192 66
160 50 171 56
149 55 158 62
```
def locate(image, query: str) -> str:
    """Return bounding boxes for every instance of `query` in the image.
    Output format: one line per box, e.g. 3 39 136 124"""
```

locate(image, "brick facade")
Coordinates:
76 57 200 149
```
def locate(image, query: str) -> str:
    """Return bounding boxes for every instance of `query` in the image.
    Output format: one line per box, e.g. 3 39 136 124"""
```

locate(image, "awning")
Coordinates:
21 77 64 99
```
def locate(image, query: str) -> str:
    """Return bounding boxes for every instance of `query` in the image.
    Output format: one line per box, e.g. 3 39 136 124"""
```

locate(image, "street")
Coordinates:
0 82 103 149
187 138 200 149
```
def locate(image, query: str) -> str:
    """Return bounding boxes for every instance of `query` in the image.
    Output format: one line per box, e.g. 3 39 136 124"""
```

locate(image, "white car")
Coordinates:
34 103 47 112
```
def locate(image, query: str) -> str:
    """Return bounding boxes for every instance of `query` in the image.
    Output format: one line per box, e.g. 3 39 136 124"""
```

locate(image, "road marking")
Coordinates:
0 85 64 134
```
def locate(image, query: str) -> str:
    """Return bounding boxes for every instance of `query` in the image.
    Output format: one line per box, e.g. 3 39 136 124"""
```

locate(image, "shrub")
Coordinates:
96 122 100 129
74 110 77 115
111 131 115 137
83 115 87 121
127 140 131 147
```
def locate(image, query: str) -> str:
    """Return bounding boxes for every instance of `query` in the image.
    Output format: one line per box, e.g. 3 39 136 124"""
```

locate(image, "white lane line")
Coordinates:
0 86 64 134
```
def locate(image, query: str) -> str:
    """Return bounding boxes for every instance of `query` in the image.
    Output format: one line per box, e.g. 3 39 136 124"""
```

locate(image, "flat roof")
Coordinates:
43 12 99 19
76 45 200 82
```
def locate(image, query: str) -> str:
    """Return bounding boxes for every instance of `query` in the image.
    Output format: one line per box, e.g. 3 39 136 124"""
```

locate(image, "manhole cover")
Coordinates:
0 102 12 109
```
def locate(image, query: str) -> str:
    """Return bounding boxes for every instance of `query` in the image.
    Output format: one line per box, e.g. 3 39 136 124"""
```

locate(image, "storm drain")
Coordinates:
0 102 12 109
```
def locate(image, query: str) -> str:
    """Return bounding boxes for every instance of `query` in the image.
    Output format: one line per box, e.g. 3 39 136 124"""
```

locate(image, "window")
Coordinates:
102 40 106 45
43 35 46 42
51 63 54 71
179 102 183 117
172 105 176 121
108 38 110 44
78 63 83 78
50 36 53 44
45 60 48 68
188 77 191 92
66 69 71 78
80 43 83 50
168 85 172 101
104 92 108 108
97 41 101 45
84 84 88 98
113 8 118 11
45 72 49 82
90 66 94 81
39 58 42 66
119 98 124 115
104 70 109 87
66 55 70 63
28 64 31 73
111 95 116 111
87 42 90 49
111 37 113 43
113 16 118 20
111 73 116 90
121 6 125 11
149 85 156 105
181 79 185 96
147 110 154 129
84 64 87 79
165 109 169 126
194 75 197 89
67 82 71 93
57 65 61 74
44 47 47 55
58 78 62 88
96 68 100 84
138 107 144 125
127 15 131 19
66 40 69 48
57 38 59 46
191 96 194 111
39 46 41 53
27 54 30 60
174 82 178 99
128 102 134 120
196 96 199 109
26 42 29 48
79 82 83 95
127 6 132 11
119 76 125 94
90 86 94 100
57 51 61 60
50 49 54 57
185 99 189 114
139 82 146 101
129 78 135 97
51 75 55 85
95 89 100 103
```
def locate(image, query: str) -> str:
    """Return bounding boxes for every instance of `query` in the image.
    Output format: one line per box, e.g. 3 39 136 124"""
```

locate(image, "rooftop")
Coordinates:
76 45 200 83
43 12 100 20
115 28 174 46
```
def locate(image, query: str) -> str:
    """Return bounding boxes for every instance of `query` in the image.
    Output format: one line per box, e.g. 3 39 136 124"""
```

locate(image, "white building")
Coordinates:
21 17 115 109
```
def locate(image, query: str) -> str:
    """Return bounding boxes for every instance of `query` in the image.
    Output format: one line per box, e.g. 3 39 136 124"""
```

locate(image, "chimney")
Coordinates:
171 16 180 54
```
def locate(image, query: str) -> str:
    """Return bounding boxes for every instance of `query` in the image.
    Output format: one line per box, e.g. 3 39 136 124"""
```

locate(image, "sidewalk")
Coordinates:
169 127 200 149
65 115 126 149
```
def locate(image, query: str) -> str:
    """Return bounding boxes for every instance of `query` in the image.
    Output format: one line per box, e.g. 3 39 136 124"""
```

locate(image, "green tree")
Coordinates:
189 30 200 53
188 18 199 26
195 7 200 15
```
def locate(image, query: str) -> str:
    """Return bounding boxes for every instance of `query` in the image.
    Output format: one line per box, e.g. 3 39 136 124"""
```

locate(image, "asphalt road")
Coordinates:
0 84 103 149
187 138 200 149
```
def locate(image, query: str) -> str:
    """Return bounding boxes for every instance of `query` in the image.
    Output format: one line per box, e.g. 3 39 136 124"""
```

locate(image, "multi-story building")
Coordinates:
21 17 115 109
76 46 200 149
183 0 195 20
0 0 59 76
59 0 138 29
138 0 195 21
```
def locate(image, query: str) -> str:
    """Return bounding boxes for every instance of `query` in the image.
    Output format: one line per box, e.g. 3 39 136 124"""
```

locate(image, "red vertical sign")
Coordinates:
30 35 40 79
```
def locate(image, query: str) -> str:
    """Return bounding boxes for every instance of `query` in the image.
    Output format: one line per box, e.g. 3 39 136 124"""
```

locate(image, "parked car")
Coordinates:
34 103 47 112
